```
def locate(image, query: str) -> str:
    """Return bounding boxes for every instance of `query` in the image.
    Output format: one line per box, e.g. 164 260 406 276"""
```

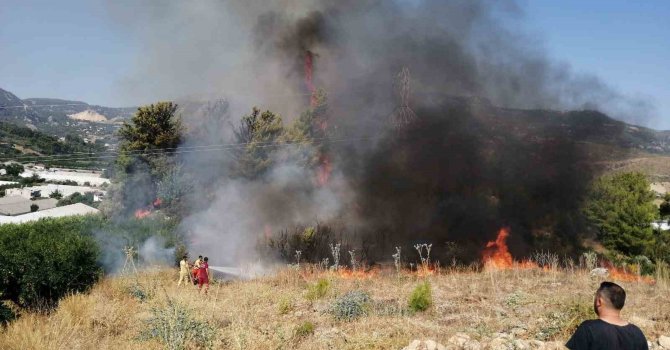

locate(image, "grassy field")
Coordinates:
1 264 668 350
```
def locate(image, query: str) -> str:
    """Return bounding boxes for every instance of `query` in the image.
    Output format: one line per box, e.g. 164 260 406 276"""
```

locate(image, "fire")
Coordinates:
316 155 332 186
482 227 538 270
304 50 317 107
482 227 514 269
336 267 378 279
603 261 655 284
134 208 151 219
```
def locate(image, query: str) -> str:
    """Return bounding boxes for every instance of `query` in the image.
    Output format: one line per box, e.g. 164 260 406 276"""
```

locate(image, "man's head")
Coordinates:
198 255 203 259
204 257 209 262
182 255 187 260
594 281 626 316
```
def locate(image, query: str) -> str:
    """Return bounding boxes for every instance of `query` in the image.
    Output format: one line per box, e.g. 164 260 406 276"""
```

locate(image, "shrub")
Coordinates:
294 321 315 338
0 302 16 325
0 217 102 309
306 278 330 300
277 297 294 315
30 203 39 212
536 301 592 341
140 299 216 350
329 290 370 321
408 281 432 312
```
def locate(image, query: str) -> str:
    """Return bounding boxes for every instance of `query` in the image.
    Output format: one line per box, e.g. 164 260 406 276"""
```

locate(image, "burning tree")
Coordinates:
102 102 183 218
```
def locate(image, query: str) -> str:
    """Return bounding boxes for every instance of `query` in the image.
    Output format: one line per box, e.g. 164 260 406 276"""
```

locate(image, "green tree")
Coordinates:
30 203 39 212
4 163 24 177
0 217 101 309
233 107 284 179
281 89 328 169
584 172 657 256
660 193 670 218
105 102 184 217
49 190 63 200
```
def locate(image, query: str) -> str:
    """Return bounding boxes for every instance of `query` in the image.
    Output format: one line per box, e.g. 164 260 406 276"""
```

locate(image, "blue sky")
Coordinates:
1 0 669 129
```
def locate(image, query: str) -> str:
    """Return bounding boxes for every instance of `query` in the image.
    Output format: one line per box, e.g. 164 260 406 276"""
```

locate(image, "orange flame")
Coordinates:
336 267 379 279
305 50 317 107
317 155 332 186
134 208 151 219
603 261 655 284
482 227 514 269
482 227 538 270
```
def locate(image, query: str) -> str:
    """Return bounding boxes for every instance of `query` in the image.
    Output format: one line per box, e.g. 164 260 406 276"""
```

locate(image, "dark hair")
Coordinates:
182 255 187 259
597 281 626 310
198 255 203 259
204 257 209 262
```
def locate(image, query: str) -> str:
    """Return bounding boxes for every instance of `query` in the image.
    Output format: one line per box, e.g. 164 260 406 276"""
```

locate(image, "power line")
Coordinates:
2 136 380 165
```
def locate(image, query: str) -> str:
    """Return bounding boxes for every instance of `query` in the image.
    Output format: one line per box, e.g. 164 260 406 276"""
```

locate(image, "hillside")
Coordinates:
0 87 135 140
0 121 105 167
0 266 667 349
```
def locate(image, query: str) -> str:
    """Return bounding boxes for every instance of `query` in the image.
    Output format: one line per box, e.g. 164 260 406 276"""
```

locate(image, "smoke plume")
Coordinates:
107 0 651 264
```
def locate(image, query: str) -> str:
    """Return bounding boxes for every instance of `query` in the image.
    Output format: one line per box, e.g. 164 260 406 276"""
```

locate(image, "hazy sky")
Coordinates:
1 0 668 129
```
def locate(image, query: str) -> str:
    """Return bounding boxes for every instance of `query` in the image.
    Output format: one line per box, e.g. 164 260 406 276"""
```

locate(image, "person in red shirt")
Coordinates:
198 257 210 294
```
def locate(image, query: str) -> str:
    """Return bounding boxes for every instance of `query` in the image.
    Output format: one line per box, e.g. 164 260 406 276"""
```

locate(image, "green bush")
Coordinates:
408 281 432 312
0 302 16 325
294 321 315 338
329 290 370 321
140 299 216 350
0 217 102 309
277 296 294 315
306 278 330 300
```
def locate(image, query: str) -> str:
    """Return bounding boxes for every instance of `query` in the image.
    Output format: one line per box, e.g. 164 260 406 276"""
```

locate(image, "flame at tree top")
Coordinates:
304 50 317 107
482 227 514 269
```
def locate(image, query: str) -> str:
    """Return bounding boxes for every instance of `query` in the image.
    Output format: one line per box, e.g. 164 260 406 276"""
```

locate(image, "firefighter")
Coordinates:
198 257 210 294
192 255 203 285
177 255 190 286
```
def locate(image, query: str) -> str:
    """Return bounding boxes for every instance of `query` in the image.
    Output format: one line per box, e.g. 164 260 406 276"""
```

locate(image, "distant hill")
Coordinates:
0 87 135 140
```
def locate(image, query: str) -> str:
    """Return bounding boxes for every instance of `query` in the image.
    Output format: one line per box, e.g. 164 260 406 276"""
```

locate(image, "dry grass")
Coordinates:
0 266 668 350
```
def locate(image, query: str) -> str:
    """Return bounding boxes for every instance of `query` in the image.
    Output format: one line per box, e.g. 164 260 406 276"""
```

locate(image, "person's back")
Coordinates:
566 319 647 350
566 281 648 350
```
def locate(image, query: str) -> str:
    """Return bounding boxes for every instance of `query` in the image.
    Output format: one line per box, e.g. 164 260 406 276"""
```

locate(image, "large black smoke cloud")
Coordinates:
107 0 647 264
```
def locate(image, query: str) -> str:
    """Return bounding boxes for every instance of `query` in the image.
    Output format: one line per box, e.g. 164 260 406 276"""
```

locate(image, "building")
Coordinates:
0 196 58 216
6 184 106 201
0 203 100 225
652 220 670 231
19 168 110 186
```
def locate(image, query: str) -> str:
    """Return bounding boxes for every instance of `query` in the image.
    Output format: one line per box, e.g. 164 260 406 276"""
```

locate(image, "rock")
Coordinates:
402 340 448 350
489 337 513 350
448 333 471 347
403 339 422 350
543 341 566 350
590 268 608 277
463 340 481 350
659 335 670 349
425 340 438 350
513 339 530 350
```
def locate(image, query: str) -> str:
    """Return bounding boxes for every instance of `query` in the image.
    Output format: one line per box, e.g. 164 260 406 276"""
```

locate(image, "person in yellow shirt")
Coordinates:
177 255 191 286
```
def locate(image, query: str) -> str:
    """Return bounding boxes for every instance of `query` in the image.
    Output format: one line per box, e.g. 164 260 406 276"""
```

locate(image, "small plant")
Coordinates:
582 251 598 271
294 321 315 338
278 296 294 315
127 283 149 302
319 258 330 270
306 278 330 300
536 300 592 341
140 299 216 350
414 243 432 274
330 243 341 271
408 280 432 312
294 250 302 267
329 290 371 321
348 249 358 272
392 246 402 274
